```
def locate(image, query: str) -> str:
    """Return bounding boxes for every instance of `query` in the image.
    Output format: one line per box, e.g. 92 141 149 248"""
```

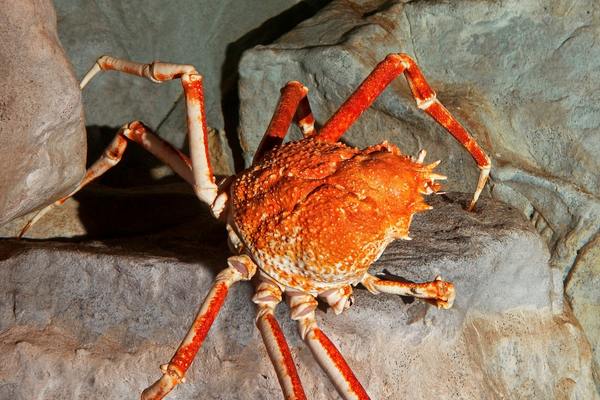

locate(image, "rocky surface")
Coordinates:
238 0 600 385
53 0 299 129
0 191 596 399
52 0 330 174
0 0 86 225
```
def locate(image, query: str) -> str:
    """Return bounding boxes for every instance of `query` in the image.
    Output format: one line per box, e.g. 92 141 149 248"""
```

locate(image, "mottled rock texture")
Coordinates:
0 192 596 399
52 0 329 176
238 0 600 384
54 0 296 129
0 0 86 225
1 0 328 223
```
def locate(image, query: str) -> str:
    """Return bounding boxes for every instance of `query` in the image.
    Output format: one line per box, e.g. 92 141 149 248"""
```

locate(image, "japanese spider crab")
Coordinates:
19 53 490 399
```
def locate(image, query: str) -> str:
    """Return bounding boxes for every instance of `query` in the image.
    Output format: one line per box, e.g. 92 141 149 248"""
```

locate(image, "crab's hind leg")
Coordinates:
141 255 256 400
20 56 224 236
18 121 193 237
85 56 218 205
361 273 455 309
254 277 307 400
317 53 491 210
288 292 371 400
252 81 316 164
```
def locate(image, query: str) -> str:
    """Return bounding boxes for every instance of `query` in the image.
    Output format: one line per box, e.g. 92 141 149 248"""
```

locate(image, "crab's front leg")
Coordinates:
253 81 316 164
141 256 256 400
317 53 491 210
253 277 307 400
361 273 455 309
288 292 371 400
81 56 218 204
18 121 195 237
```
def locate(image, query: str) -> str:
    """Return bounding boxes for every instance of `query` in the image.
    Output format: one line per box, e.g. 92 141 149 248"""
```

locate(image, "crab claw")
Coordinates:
423 277 455 309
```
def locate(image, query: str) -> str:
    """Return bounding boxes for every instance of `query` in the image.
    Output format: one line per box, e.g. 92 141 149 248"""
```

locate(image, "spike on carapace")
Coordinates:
232 138 443 295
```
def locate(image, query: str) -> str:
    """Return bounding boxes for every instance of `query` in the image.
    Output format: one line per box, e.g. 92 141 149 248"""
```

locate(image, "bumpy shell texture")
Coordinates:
232 137 438 294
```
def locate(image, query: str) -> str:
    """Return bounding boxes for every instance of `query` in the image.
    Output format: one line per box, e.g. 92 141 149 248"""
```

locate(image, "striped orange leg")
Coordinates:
288 292 371 400
361 273 455 309
141 255 257 400
253 277 307 400
18 121 193 237
317 53 491 210
80 56 219 209
252 81 316 164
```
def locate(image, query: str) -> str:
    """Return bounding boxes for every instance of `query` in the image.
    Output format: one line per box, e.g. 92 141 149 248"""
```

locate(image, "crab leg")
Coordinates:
18 121 193 238
361 273 455 309
80 56 218 207
141 255 257 400
288 292 371 400
317 53 491 210
253 277 307 400
253 81 315 164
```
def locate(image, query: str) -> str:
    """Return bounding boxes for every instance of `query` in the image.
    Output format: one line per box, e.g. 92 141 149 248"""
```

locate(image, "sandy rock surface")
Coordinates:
0 192 596 399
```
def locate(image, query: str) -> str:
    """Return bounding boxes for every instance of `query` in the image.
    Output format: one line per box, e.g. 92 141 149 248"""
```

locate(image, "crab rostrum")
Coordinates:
20 53 490 400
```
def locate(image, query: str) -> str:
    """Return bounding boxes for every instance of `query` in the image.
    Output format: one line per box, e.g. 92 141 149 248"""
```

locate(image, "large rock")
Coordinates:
52 0 328 175
0 192 596 399
238 0 600 384
0 0 86 225
53 0 300 129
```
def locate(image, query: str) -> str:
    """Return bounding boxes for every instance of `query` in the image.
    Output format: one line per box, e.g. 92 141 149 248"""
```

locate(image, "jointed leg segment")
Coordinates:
253 81 316 164
361 273 455 309
317 53 491 210
253 278 307 400
80 55 197 89
18 121 194 237
82 56 218 205
141 255 257 400
288 292 371 400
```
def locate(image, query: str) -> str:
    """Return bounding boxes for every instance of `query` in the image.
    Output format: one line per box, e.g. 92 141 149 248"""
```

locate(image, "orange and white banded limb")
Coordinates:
253 81 316 164
79 55 198 89
288 292 371 400
82 56 218 206
317 53 491 210
362 273 455 309
253 278 307 400
18 121 194 238
19 56 226 236
141 255 257 400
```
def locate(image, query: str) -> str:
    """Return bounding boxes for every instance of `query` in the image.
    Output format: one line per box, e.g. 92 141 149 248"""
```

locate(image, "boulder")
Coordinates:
41 0 343 181
52 0 323 175
0 0 86 225
0 191 596 399
237 0 600 384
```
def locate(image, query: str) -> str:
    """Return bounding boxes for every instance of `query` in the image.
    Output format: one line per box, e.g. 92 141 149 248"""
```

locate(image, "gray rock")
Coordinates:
52 0 319 149
0 193 596 399
0 0 86 225
237 0 600 384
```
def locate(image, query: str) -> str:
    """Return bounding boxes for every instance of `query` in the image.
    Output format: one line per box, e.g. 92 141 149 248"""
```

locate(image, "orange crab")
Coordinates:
20 53 490 399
